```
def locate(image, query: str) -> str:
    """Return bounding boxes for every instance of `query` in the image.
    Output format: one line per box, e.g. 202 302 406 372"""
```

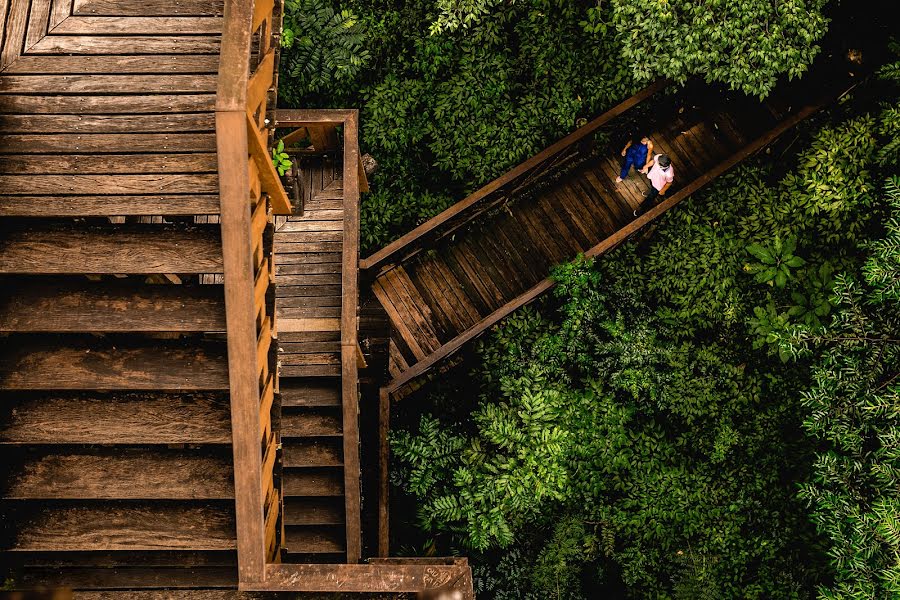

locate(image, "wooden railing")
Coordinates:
216 0 291 585
273 109 364 563
359 81 666 276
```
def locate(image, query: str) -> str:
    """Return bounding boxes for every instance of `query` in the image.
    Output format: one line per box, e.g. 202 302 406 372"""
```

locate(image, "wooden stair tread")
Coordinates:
0 340 229 390
282 498 344 526
0 194 222 217
0 225 223 274
283 526 345 554
281 410 342 437
2 504 236 551
283 468 343 497
279 380 341 407
4 449 234 499
0 392 231 444
0 281 225 332
282 439 342 467
11 566 236 591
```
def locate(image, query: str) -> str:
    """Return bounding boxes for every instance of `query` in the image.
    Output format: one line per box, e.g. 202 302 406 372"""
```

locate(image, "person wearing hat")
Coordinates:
634 153 674 216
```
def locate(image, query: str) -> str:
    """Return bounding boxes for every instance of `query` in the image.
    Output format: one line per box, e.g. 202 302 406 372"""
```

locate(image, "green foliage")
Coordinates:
280 0 637 252
609 0 830 98
271 139 292 176
393 73 900 598
280 0 369 103
789 180 900 600
429 0 508 34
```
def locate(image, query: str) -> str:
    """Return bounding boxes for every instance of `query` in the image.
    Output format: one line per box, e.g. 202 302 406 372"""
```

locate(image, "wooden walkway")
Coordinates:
363 69 858 395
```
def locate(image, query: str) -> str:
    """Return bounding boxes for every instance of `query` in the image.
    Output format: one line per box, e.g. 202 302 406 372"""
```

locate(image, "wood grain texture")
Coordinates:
0 392 232 444
0 74 217 93
27 35 220 54
0 174 218 195
2 54 220 74
3 504 236 551
4 449 234 499
52 16 223 34
0 341 229 390
0 94 216 114
0 133 216 153
0 225 223 273
0 153 218 173
0 281 225 331
0 194 221 216
72 0 224 15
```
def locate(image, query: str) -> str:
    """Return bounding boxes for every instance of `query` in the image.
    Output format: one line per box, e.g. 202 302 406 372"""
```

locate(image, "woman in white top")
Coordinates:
634 153 674 217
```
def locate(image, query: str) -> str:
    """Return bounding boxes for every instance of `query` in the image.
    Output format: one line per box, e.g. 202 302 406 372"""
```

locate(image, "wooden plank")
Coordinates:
0 281 225 332
4 449 234 499
0 0 30 70
246 48 274 114
0 115 215 134
283 527 344 554
284 498 343 525
0 133 215 153
256 316 273 369
52 15 222 33
260 563 473 594
281 365 340 377
27 35 220 54
282 468 343 497
0 94 216 114
3 504 236 551
0 226 223 274
0 392 232 444
378 387 389 557
283 439 342 468
2 54 220 74
278 317 340 332
281 352 340 367
0 341 229 390
14 567 236 591
0 194 221 216
0 173 217 194
282 411 341 437
251 0 274 30
215 106 266 583
0 74 216 93
279 381 340 407
24 0 52 52
277 219 343 233
73 0 223 15
246 112 292 215
49 0 71 28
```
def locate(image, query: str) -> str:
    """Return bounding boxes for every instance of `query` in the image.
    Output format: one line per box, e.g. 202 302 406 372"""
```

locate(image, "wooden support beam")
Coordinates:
378 386 390 557
246 111 292 215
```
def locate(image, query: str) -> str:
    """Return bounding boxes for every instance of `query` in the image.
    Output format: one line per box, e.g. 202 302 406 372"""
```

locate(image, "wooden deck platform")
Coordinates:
362 68 859 395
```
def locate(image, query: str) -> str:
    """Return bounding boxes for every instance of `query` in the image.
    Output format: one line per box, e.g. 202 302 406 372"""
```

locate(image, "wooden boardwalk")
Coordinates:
363 70 858 395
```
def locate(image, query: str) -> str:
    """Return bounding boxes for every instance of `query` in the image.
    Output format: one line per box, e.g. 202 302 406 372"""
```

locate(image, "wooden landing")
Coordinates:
366 70 858 394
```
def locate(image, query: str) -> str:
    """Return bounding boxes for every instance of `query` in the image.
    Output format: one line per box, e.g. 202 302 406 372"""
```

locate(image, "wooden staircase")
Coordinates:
275 149 359 563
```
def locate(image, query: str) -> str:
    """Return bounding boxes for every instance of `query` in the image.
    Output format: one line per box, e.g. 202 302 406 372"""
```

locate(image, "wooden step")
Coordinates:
282 498 344 526
282 439 342 467
0 225 222 274
280 365 342 377
1 503 236 551
283 526 345 554
283 468 343 497
11 566 236 591
282 409 342 437
0 340 229 390
0 392 231 444
279 379 341 407
0 281 225 332
3 449 233 499
0 193 222 217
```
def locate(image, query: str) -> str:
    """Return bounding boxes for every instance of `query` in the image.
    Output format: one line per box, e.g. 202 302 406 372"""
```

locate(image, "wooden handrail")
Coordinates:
359 80 667 275
216 0 286 586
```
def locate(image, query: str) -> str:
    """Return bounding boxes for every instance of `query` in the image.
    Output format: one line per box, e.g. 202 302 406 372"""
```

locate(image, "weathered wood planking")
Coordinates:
3 504 236 551
0 392 232 444
0 94 216 113
0 341 230 390
0 281 225 331
0 226 223 273
2 54 220 74
4 449 235 499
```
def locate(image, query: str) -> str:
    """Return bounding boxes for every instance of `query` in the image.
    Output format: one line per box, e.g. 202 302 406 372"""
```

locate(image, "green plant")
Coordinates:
745 235 807 288
271 139 292 176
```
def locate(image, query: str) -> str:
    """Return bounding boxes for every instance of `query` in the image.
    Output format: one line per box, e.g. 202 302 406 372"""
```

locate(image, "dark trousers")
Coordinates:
634 186 661 216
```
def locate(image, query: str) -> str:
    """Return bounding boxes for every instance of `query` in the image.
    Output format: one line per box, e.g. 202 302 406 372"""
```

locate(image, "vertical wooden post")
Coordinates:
378 386 390 557
341 112 362 563
217 110 267 584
